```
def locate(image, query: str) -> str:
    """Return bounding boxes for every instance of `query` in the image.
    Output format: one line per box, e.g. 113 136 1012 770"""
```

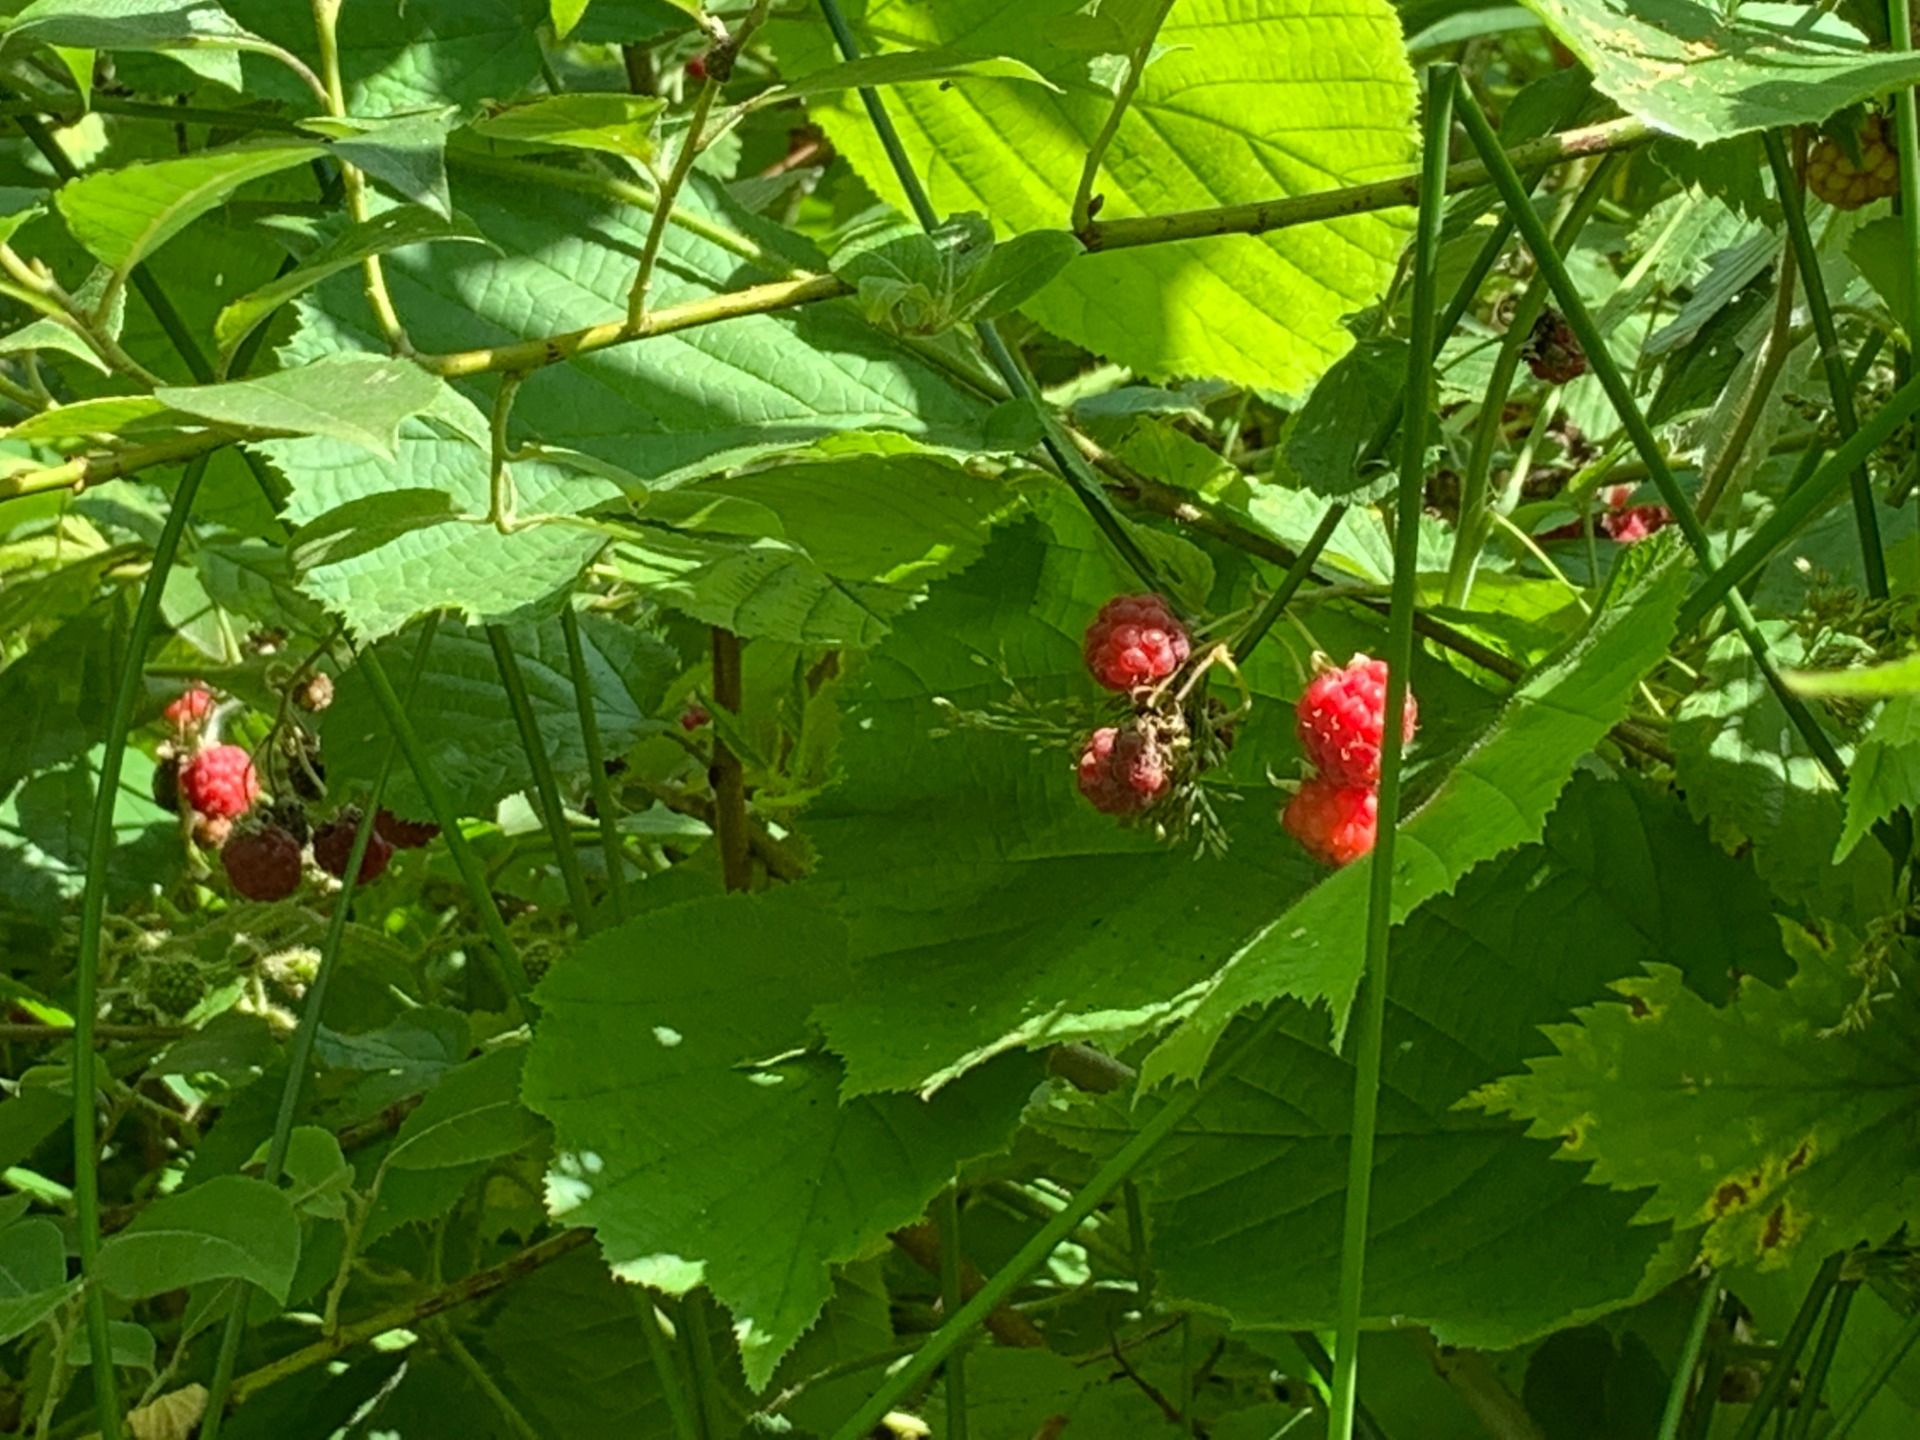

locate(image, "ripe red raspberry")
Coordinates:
221 824 303 901
1602 504 1671 545
164 686 214 729
1295 654 1418 787
374 809 439 849
313 809 393 884
1083 594 1190 692
686 54 709 82
1076 724 1170 815
179 744 260 819
1283 778 1378 867
680 705 711 731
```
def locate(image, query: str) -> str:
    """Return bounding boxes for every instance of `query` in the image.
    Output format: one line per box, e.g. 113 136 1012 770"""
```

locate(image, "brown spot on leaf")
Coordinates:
1626 994 1653 1018
1786 1141 1811 1174
1713 1180 1750 1215
1762 1206 1787 1251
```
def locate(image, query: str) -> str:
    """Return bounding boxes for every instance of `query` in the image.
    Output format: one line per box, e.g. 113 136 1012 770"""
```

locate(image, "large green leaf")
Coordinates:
1474 921 1920 1275
387 1046 543 1171
806 509 1499 1098
162 353 445 457
521 890 1032 1388
1044 774 1782 1344
1522 0 1920 143
0 1216 73 1344
1 0 274 91
1140 537 1693 1089
775 0 1417 396
56 139 323 282
94 1175 300 1302
322 614 677 822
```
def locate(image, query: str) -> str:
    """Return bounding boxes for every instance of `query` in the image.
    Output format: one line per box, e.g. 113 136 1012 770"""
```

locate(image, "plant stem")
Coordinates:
1696 225 1797 524
827 1008 1283 1440
708 627 753 893
682 1292 729 1438
939 1187 969 1440
358 644 537 1020
1234 503 1344 662
1761 130 1885 595
201 620 441 1438
1890 0 1920 346
436 1320 545 1440
1070 0 1178 231
1819 1298 1920 1438
638 1291 703 1440
1445 154 1620 605
1658 1278 1721 1440
1730 1252 1844 1440
487 373 527 532
487 625 595 921
561 605 628 925
1785 1280 1855 1440
1291 1331 1392 1440
311 0 409 352
1453 87 1849 790
1327 64 1454 1440
69 455 213 1440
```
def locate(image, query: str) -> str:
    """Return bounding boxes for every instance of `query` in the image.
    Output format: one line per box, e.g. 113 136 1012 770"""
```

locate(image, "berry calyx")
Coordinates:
375 809 440 850
1083 594 1191 693
1283 778 1378 868
1076 722 1171 816
313 809 393 884
164 686 214 730
221 823 304 902
1295 654 1418 787
179 744 260 819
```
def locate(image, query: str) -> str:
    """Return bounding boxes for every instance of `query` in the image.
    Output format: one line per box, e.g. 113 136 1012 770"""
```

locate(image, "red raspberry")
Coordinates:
221 824 303 901
1283 778 1378 867
179 744 260 819
1295 655 1418 787
1076 724 1170 815
1602 504 1671 544
374 809 440 850
680 705 712 731
1083 594 1190 692
313 809 393 884
164 686 214 729
686 54 709 82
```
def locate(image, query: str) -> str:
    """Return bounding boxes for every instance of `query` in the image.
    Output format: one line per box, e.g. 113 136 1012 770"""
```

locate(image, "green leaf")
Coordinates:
215 208 488 368
388 1046 542 1170
773 45 1061 100
303 109 458 217
1472 922 1920 1274
0 1216 74 1344
321 615 676 821
1278 338 1405 502
55 139 324 282
1 0 275 93
1045 774 1778 1344
1835 695 1920 862
550 0 592 40
95 1175 300 1303
274 1127 354 1220
159 353 446 457
521 890 1031 1388
778 0 1417 395
468 93 664 160
1520 0 1920 143
604 448 1016 646
1140 537 1693 1089
66 1319 157 1372
1788 650 1920 698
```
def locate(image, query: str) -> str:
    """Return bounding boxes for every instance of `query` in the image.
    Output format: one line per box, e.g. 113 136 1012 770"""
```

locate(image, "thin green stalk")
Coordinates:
1787 1281 1856 1440
816 0 1170 598
1819 1299 1920 1438
1696 227 1797 524
201 621 442 1439
682 1292 729 1438
70 456 213 1440
1731 1252 1844 1440
560 606 628 925
1234 504 1343 662
939 1187 969 1440
637 1291 702 1440
1659 1279 1722 1440
1291 1331 1392 1440
827 1008 1283 1440
1454 87 1849 790
1070 0 1177 231
487 625 595 923
357 646 537 1019
1123 1180 1154 1309
1445 154 1620 606
1762 130 1886 596
436 1321 544 1440
1328 64 1454 1440
1890 0 1920 345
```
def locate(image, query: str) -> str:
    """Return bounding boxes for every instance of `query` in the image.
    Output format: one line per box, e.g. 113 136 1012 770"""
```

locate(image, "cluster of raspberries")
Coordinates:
1282 655 1418 868
155 686 438 902
1539 483 1671 547
1075 594 1192 816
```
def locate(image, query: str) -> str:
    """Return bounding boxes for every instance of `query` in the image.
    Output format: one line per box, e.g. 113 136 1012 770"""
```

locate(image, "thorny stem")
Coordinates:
1328 64 1454 1440
311 0 410 353
627 0 773 323
69 454 214 1440
1070 0 1178 232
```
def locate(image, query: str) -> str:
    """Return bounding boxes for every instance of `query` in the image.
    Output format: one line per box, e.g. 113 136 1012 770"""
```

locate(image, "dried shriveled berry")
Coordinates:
294 672 335 712
1076 721 1172 816
1523 308 1587 384
374 809 440 850
1083 594 1191 693
1283 778 1378 867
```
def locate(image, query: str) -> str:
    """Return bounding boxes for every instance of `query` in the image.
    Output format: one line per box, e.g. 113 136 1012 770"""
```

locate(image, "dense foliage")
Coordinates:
4 0 1920 1436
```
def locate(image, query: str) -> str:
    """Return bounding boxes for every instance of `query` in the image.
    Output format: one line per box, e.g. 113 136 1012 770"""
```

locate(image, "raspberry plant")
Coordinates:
4 3 1920 1439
